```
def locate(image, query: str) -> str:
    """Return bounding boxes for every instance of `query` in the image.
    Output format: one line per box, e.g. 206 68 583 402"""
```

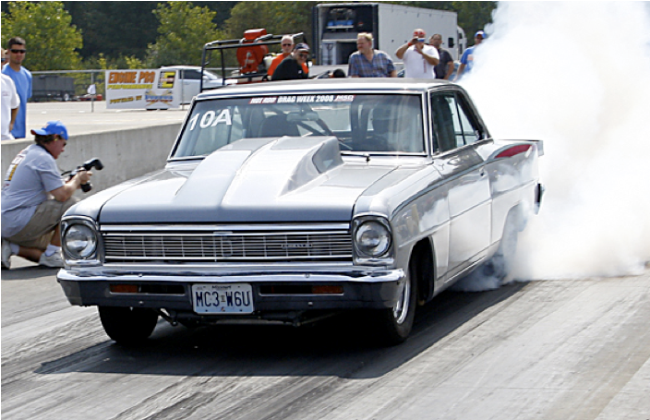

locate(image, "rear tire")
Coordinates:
482 215 519 282
373 258 418 345
98 306 158 345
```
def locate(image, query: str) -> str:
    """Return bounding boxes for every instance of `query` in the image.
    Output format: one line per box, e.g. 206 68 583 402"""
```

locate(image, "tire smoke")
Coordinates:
460 2 650 281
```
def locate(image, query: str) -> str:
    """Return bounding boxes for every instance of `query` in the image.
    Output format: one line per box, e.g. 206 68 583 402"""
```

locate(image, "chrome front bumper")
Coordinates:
57 267 406 314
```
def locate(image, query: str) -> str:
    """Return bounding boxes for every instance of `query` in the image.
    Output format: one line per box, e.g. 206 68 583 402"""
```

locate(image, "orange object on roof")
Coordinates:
237 29 269 74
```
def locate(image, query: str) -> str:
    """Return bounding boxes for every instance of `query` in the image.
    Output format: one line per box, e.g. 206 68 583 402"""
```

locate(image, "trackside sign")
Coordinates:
105 69 181 110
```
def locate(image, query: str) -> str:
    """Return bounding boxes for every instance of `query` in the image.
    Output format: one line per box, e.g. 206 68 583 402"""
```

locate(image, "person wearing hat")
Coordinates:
267 35 309 78
395 29 439 79
271 43 310 81
455 30 487 81
1 121 92 269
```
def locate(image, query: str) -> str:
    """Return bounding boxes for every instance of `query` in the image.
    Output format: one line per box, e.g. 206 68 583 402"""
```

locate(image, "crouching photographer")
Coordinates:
2 121 93 269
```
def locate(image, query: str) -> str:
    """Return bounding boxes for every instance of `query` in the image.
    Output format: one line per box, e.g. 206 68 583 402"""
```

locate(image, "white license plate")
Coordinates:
192 283 254 314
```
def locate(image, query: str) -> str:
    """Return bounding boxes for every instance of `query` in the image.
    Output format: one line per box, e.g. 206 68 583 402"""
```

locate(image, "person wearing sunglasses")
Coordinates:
2 37 32 139
2 48 21 141
271 43 311 81
2 121 93 269
267 35 309 78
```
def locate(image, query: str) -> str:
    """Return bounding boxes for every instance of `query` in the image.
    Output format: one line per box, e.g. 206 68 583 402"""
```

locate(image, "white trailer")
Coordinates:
312 2 466 66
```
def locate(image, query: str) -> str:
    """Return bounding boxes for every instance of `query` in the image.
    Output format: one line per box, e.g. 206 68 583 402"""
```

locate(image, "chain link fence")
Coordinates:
30 68 236 103
30 70 105 102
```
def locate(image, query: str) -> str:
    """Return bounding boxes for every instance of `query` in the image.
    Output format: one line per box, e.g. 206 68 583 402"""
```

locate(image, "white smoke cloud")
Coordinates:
460 2 650 280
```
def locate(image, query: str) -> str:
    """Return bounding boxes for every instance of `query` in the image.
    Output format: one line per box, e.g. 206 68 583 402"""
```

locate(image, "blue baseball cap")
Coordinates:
475 30 487 39
31 121 69 140
294 43 310 52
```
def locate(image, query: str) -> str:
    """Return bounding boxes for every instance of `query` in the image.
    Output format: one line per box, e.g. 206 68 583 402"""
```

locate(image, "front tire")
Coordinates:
373 259 418 345
98 306 158 345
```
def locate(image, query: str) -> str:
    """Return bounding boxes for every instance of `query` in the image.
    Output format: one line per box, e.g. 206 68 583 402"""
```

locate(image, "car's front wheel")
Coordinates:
372 259 417 345
98 306 158 345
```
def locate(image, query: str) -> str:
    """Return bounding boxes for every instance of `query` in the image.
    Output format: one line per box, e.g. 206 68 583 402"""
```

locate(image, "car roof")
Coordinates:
160 65 202 70
197 78 454 99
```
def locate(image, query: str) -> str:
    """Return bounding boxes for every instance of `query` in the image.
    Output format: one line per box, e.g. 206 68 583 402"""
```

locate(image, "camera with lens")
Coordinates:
68 158 104 193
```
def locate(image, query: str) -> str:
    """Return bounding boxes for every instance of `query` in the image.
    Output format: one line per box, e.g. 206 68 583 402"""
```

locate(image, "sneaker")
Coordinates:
39 250 64 268
2 239 11 270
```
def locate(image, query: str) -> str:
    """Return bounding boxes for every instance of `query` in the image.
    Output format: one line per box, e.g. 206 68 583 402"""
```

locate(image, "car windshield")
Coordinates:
172 94 425 158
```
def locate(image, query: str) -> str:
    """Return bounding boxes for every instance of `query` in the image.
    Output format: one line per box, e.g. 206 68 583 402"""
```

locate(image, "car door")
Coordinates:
429 89 492 280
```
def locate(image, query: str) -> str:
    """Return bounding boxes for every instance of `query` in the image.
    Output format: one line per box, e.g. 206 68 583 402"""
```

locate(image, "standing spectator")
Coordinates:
2 48 21 140
429 34 455 80
2 37 32 139
2 121 92 269
455 31 486 81
395 29 439 79
348 33 397 78
272 43 310 81
267 35 308 78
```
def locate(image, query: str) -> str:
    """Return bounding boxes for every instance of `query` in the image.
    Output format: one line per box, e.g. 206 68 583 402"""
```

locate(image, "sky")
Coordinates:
459 2 650 281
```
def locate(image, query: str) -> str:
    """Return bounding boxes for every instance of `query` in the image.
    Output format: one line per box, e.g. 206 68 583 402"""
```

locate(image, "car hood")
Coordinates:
95 137 405 224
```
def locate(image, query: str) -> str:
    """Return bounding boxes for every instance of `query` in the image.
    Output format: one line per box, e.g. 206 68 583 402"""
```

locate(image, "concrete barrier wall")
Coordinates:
2 123 182 194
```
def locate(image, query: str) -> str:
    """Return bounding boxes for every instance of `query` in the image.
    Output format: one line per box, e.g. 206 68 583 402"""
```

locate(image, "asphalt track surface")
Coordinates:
2 256 649 420
3 101 650 420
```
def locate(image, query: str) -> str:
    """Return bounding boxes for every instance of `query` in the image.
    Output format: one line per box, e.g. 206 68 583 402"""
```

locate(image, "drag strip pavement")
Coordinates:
2 260 649 420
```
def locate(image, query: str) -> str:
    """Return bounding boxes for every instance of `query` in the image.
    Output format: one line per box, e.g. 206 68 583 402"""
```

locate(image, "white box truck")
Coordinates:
312 2 466 65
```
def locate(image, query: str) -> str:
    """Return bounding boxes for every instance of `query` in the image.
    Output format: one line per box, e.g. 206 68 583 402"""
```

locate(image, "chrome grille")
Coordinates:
102 226 352 262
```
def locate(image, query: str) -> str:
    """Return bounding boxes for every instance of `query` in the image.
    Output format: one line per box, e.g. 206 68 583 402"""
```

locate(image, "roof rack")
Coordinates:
200 31 305 91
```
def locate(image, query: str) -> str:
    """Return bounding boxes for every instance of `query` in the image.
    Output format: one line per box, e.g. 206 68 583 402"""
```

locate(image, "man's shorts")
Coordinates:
6 197 78 250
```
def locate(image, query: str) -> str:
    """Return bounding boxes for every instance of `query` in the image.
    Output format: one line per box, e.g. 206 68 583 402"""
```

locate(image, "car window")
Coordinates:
430 92 481 152
172 94 426 158
182 70 202 80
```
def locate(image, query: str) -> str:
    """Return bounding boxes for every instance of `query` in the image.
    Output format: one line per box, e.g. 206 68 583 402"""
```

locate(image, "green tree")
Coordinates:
1 1 83 71
393 1 497 42
451 1 497 43
146 1 224 67
62 1 160 60
224 2 316 46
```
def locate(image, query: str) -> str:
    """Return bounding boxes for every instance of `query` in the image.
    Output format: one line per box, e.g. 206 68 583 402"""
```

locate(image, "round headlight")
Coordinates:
355 221 391 257
64 224 97 259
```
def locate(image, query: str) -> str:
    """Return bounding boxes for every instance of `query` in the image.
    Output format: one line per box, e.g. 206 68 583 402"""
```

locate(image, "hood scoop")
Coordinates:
177 136 343 203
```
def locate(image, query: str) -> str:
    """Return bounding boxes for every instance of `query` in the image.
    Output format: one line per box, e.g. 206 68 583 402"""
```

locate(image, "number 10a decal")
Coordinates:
188 109 232 131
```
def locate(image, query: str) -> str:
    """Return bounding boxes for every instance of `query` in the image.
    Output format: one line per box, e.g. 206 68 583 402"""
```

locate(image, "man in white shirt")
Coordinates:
395 29 439 79
1 48 20 140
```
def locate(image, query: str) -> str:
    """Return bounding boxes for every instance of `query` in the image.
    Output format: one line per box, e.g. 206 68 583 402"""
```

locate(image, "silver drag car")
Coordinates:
58 79 543 345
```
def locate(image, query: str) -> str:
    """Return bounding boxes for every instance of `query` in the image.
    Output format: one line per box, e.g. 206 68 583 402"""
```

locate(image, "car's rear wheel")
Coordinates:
98 306 158 345
482 215 519 281
373 258 417 345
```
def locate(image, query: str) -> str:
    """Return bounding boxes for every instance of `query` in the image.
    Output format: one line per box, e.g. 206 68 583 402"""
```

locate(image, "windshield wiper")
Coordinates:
340 151 372 162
